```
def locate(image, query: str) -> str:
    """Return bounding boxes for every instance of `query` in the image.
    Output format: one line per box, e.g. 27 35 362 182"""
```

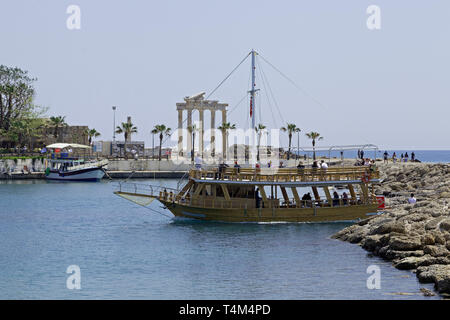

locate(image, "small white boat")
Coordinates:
44 143 108 181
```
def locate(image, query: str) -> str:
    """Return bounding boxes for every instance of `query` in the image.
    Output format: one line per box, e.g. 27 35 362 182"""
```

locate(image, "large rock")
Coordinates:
370 221 406 235
389 235 422 251
425 217 446 230
361 234 389 252
421 234 435 246
394 255 450 270
423 245 449 257
440 218 450 232
384 250 424 261
416 264 450 293
430 231 446 245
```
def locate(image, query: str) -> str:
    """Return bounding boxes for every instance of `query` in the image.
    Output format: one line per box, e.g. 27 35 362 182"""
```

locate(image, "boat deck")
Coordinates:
189 166 380 185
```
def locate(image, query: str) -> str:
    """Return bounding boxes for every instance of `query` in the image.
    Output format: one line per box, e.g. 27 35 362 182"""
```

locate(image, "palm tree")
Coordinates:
255 123 267 161
281 123 301 160
217 122 236 160
49 116 67 141
85 128 101 145
115 121 137 157
305 131 323 160
152 124 172 161
150 128 158 159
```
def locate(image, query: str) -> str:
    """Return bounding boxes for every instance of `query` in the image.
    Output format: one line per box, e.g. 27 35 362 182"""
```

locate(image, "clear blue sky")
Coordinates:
1 0 449 150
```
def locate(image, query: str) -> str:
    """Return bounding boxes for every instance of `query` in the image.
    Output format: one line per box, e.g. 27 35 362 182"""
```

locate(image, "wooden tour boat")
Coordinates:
114 165 384 223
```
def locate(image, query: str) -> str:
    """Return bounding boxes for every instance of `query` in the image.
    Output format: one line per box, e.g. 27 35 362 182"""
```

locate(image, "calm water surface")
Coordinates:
0 179 438 299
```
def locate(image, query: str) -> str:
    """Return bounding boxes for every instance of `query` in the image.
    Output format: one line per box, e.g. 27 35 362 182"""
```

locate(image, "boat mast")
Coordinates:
250 49 257 129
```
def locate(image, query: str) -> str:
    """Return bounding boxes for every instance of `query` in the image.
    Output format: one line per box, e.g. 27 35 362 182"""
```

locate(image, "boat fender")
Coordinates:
45 167 50 176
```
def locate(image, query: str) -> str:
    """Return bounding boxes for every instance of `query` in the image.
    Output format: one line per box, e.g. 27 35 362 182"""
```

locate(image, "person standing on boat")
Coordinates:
255 188 262 208
194 154 202 170
342 192 349 205
217 159 228 179
320 160 328 170
357 149 361 159
233 160 240 174
312 161 319 169
332 191 340 206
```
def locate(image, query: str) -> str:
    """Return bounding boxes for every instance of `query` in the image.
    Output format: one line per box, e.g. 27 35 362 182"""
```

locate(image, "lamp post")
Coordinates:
112 106 117 142
152 131 155 160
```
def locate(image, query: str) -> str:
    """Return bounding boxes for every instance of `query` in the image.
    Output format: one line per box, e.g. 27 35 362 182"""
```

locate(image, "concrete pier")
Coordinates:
0 171 186 180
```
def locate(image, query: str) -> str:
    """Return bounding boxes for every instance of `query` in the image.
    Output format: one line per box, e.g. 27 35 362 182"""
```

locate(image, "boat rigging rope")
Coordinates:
159 52 252 149
143 205 173 219
258 53 329 111
206 51 252 100
132 200 174 219
256 58 281 128
258 57 287 125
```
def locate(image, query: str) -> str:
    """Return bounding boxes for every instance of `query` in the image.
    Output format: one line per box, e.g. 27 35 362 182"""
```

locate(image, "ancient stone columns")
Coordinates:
176 92 228 159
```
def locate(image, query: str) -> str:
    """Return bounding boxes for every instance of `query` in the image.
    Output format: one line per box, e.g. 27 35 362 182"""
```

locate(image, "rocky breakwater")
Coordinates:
332 163 450 295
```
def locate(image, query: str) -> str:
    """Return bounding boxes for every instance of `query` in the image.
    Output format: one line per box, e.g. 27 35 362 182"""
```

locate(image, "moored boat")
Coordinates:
44 143 108 181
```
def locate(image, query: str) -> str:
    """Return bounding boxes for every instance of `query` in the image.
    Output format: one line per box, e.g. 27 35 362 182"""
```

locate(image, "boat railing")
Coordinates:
173 195 377 210
116 181 179 198
189 166 379 183
65 159 109 172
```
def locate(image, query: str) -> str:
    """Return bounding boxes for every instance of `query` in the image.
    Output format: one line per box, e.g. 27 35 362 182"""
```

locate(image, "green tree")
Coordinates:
152 124 171 161
49 116 67 140
281 123 301 160
217 122 236 160
7 117 45 149
85 128 101 145
305 131 323 161
0 65 46 148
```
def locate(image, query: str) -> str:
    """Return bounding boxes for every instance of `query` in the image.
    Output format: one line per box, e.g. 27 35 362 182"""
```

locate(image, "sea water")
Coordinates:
298 149 450 163
0 178 441 299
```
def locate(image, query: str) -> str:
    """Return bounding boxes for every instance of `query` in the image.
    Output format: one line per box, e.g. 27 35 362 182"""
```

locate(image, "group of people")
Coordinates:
383 151 416 163
355 158 375 167
300 190 349 207
311 160 328 169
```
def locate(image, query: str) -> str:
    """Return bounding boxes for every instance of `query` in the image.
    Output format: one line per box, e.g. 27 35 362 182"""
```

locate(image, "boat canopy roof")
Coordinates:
46 143 91 150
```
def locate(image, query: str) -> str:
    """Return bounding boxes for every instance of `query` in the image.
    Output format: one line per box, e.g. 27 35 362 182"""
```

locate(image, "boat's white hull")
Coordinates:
46 167 105 181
